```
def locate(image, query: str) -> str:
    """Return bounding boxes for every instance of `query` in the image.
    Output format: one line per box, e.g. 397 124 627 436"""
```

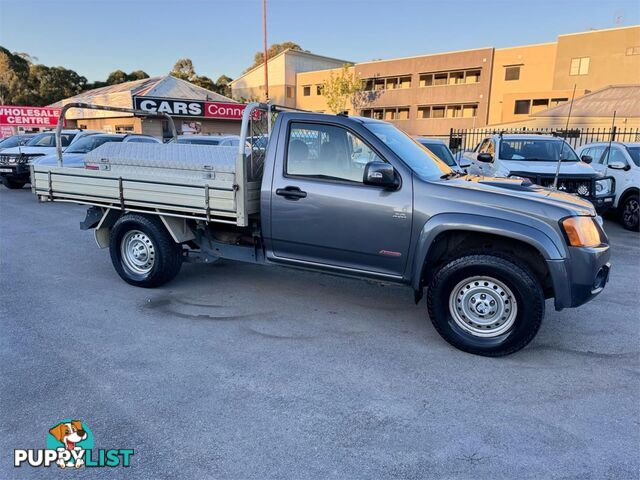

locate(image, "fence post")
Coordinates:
611 126 617 142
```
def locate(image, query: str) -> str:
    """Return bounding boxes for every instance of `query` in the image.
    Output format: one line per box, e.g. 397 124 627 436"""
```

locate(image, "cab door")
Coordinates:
268 120 413 277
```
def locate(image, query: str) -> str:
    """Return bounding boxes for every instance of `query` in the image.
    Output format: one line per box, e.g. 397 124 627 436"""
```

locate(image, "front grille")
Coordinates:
0 154 41 165
515 173 595 198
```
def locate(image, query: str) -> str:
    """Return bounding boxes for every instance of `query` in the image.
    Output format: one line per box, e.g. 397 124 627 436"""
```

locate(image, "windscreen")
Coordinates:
625 146 640 167
499 139 579 161
66 135 124 153
0 136 28 149
178 138 220 145
420 142 457 167
365 123 452 178
26 132 76 147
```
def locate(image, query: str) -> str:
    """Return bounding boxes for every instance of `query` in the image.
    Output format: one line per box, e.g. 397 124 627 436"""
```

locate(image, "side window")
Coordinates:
478 139 495 155
588 146 604 163
286 122 383 183
602 147 628 166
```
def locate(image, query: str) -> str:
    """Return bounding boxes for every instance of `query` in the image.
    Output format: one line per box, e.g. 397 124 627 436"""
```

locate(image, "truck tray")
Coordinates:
32 143 261 226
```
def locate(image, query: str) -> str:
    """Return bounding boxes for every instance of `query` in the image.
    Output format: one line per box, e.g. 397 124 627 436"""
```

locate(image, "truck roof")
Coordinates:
494 134 567 141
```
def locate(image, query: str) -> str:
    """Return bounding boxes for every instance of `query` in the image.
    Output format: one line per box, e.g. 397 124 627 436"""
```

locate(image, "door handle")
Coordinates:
275 186 307 199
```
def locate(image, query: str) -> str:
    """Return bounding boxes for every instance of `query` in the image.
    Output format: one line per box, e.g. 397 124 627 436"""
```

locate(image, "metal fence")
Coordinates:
448 127 640 153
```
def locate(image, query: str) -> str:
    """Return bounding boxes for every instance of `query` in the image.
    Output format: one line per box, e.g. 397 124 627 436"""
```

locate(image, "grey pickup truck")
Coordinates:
32 103 611 356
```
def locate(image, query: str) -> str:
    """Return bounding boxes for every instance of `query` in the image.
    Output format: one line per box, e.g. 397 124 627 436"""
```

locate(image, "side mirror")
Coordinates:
608 161 628 171
477 152 493 163
581 155 593 164
458 158 471 168
363 160 398 189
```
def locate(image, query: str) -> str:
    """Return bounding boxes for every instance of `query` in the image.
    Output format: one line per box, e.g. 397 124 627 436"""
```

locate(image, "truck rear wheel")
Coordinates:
427 254 544 356
109 213 183 287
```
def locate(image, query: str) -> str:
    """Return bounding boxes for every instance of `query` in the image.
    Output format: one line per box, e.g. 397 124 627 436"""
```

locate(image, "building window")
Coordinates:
462 104 478 118
550 97 568 106
431 106 445 118
372 109 384 120
418 69 480 87
504 66 520 81
465 70 480 83
385 109 396 120
397 107 410 119
362 75 412 91
514 100 531 115
418 103 478 119
286 86 293 98
570 57 590 76
361 109 372 118
531 99 549 113
115 125 135 133
449 72 464 85
626 46 640 56
316 85 322 95
303 85 311 96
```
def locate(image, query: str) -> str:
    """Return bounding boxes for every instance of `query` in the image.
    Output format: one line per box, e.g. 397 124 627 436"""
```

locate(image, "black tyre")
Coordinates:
619 193 639 231
2 178 26 189
427 254 544 357
109 213 183 287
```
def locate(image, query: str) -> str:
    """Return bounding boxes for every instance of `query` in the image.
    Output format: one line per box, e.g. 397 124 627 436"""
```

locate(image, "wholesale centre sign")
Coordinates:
133 96 248 120
0 106 61 127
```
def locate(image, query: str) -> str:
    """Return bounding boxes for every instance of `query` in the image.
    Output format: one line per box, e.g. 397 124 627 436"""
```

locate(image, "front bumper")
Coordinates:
547 244 611 311
0 163 31 183
591 194 616 213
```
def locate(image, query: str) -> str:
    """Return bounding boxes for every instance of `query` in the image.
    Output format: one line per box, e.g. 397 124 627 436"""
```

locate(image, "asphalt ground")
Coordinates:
1 185 638 479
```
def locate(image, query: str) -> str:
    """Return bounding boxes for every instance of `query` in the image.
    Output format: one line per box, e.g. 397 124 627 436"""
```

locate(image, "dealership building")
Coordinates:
232 25 640 135
51 75 247 140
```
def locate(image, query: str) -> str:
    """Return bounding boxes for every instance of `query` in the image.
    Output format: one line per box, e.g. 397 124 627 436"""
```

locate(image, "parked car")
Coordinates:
32 134 162 168
415 138 462 172
33 105 611 357
0 134 35 152
461 134 615 212
0 129 100 188
177 134 241 146
576 142 640 230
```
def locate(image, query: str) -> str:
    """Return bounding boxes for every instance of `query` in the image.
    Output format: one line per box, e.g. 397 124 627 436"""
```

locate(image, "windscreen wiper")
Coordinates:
440 171 463 180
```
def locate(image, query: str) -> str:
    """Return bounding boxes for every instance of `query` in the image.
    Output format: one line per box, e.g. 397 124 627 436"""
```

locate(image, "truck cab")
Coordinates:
462 134 615 212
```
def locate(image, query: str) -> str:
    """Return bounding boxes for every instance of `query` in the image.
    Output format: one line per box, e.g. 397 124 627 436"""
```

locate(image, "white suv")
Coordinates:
577 142 639 231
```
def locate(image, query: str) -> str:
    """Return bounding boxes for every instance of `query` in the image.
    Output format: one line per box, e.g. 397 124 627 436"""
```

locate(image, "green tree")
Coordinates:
171 58 196 81
244 42 307 73
320 65 370 114
106 69 128 85
215 75 233 96
0 46 30 104
27 64 87 105
127 70 149 81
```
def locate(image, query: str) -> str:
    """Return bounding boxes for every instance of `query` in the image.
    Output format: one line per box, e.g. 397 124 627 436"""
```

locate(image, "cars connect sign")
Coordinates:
0 106 61 127
133 96 248 120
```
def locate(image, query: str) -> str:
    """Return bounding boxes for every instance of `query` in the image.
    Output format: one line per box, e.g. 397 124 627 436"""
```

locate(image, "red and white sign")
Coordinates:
204 102 247 119
0 106 61 127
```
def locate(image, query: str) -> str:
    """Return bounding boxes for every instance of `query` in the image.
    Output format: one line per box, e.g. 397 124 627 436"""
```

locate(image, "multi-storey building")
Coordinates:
231 25 640 135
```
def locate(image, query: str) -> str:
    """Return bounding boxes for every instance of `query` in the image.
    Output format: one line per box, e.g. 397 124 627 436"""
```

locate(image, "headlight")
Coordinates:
8 157 16 164
561 216 603 247
595 178 612 196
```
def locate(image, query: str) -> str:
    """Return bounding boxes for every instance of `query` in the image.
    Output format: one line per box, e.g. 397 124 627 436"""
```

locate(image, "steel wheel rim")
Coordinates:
448 276 518 338
120 230 155 275
623 198 639 227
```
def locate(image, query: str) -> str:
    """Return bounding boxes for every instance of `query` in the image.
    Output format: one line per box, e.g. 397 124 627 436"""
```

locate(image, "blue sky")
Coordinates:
1 0 639 82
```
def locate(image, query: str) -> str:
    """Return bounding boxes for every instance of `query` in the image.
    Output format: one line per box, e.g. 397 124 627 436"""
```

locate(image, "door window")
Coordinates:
478 139 494 155
602 147 628 166
286 122 383 183
588 146 605 164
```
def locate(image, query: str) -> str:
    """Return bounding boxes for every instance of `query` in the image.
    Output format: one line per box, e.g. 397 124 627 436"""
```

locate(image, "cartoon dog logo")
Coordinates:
48 420 87 468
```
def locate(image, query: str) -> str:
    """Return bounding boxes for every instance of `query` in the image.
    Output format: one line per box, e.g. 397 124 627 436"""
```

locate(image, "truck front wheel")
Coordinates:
427 254 544 356
109 214 183 287
2 178 26 189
